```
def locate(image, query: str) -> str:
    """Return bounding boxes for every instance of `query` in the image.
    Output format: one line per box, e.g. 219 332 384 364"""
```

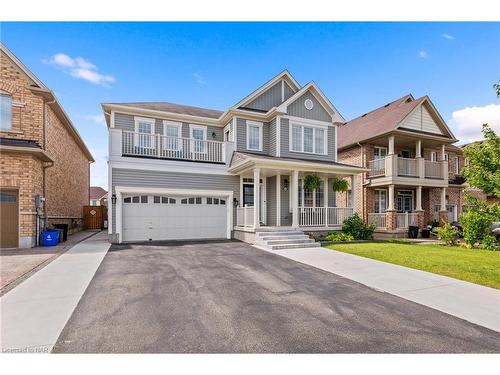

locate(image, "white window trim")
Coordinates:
430 151 438 162
288 120 328 156
246 120 263 152
454 157 460 174
189 124 208 154
374 146 388 159
374 188 388 213
134 116 155 148
298 179 325 208
223 121 233 142
0 92 13 131
163 120 183 151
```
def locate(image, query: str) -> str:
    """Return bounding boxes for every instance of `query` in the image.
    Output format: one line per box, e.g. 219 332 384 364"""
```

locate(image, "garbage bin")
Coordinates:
53 228 64 243
408 225 419 239
40 230 59 247
53 224 68 241
421 228 430 238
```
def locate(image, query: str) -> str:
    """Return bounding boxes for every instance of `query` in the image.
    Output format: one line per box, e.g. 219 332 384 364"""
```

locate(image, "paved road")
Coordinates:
53 241 500 353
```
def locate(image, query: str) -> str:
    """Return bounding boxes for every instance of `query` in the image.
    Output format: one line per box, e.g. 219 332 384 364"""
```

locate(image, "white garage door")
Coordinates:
122 195 228 242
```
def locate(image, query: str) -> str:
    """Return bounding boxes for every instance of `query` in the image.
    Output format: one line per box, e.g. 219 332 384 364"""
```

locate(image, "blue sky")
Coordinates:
2 22 499 188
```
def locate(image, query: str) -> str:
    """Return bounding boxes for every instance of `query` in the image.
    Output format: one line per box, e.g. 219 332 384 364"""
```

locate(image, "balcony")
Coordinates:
120 130 231 164
368 155 446 181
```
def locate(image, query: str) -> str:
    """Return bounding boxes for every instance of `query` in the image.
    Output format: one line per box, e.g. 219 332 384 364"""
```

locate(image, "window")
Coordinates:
181 197 202 204
430 151 438 162
134 117 155 148
374 146 388 159
164 121 182 151
246 121 263 151
0 192 16 202
374 189 387 213
153 196 177 204
124 195 148 204
0 93 12 130
243 184 254 206
454 157 460 174
290 122 327 155
298 179 324 207
190 125 207 153
346 190 352 207
400 150 411 158
224 122 233 142
90 199 98 206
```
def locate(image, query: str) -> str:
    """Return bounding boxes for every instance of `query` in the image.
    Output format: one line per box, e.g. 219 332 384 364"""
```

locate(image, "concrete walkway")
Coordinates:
270 246 500 332
0 231 110 353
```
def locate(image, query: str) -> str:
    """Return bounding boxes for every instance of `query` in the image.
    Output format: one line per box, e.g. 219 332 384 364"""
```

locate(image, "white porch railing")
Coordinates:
397 157 417 177
396 212 419 228
299 207 354 227
236 206 254 227
122 131 227 163
425 160 443 179
368 158 386 177
368 213 387 228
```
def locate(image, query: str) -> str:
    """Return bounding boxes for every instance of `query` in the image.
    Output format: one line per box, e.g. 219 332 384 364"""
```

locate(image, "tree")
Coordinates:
462 124 500 198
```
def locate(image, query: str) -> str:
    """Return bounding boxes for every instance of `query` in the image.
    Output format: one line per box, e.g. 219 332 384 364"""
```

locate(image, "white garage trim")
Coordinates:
114 186 234 243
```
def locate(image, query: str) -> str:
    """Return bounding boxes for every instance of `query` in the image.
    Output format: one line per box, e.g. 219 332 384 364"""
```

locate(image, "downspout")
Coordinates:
42 98 56 231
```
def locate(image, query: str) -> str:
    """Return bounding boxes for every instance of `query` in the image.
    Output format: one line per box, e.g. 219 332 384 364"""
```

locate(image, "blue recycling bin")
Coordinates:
41 230 59 247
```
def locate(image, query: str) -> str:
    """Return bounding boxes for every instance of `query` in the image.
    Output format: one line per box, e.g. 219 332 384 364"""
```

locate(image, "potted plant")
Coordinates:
303 174 321 191
331 177 349 192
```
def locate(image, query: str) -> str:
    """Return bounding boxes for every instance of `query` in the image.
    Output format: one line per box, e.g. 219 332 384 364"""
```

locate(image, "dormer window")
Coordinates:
0 92 12 130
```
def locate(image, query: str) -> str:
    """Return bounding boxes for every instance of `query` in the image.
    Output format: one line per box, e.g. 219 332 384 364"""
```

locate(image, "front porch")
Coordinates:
229 152 366 233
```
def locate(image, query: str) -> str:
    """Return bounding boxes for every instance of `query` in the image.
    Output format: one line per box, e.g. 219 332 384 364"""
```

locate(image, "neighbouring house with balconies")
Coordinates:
102 71 366 249
336 94 467 236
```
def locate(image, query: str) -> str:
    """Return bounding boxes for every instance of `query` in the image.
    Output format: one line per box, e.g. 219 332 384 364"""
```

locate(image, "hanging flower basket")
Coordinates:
303 174 321 191
331 177 349 192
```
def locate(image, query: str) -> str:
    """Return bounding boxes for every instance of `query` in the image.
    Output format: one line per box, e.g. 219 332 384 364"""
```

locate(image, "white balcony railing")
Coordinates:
397 157 418 177
299 207 354 227
396 212 419 228
122 131 227 163
425 160 443 179
368 158 386 177
367 213 387 228
236 206 254 227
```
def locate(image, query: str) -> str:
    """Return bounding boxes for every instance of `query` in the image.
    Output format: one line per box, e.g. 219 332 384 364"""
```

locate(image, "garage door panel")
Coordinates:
122 195 228 242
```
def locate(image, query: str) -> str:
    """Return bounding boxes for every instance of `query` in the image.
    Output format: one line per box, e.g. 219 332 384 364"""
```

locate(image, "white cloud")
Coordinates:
89 148 108 189
418 50 428 59
442 33 455 40
448 103 500 144
44 53 115 87
192 73 206 85
82 114 106 126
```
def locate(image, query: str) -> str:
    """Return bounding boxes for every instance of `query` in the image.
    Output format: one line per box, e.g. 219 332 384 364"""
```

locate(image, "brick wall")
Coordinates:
336 145 364 216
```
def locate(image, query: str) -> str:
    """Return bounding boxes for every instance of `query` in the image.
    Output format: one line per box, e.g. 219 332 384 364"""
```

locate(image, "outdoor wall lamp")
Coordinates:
283 178 289 192
233 198 239 207
111 194 117 205
212 131 217 139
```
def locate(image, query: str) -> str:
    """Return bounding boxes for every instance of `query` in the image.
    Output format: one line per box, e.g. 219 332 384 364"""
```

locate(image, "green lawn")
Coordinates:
325 242 500 289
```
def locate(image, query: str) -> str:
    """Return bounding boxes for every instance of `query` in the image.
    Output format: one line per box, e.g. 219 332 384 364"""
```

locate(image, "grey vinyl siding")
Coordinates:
280 175 292 226
114 113 223 141
245 81 283 111
279 118 337 162
266 176 277 226
284 82 295 101
236 118 270 155
111 168 239 232
268 118 277 157
287 91 331 122
327 178 336 207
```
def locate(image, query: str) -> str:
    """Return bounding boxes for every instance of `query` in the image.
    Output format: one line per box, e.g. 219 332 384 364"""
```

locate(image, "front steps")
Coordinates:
255 228 320 250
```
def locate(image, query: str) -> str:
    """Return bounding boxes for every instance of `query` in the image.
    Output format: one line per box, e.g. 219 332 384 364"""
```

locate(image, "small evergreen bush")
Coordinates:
342 213 375 240
436 222 458 246
324 232 354 242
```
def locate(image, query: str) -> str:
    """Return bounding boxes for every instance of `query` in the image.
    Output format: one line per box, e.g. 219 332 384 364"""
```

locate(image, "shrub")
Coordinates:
342 213 375 240
436 222 458 246
324 232 354 242
481 235 500 251
461 209 492 247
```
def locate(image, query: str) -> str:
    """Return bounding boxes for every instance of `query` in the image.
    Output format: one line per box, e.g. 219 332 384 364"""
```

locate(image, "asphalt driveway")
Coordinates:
53 241 500 353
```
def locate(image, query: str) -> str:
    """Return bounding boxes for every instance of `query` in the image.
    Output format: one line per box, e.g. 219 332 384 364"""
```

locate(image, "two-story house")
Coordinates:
103 71 365 249
0 43 94 248
336 94 467 236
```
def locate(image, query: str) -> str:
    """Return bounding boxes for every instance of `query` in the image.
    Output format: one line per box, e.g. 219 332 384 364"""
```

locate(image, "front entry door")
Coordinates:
0 189 19 248
242 182 266 225
397 190 413 212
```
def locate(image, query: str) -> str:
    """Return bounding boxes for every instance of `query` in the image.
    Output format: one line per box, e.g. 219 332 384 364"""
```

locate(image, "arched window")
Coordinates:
0 91 12 130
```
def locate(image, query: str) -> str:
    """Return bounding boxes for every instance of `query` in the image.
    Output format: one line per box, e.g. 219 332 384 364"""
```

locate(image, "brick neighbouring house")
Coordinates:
0 43 94 248
335 94 470 237
89 186 108 207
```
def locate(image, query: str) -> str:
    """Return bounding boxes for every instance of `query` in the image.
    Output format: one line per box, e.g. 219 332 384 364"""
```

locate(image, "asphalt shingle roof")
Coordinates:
106 102 223 119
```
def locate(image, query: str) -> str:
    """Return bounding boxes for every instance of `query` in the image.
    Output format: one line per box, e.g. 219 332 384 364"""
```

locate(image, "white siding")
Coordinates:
400 105 443 135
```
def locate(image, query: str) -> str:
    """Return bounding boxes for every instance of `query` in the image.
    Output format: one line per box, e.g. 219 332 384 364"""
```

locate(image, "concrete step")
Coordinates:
265 239 315 245
256 231 304 237
259 235 310 241
269 242 321 250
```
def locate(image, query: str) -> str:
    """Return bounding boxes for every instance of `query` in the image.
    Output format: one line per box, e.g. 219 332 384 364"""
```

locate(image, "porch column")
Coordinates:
416 140 425 178
276 174 281 226
440 187 447 211
350 175 356 210
415 139 422 158
386 184 396 230
387 184 395 211
440 144 448 180
291 170 299 228
388 135 395 155
253 168 260 228
415 185 424 229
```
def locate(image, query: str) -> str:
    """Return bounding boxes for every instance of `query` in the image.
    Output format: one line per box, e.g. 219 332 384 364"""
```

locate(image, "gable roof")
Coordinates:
103 102 223 119
337 94 455 149
0 43 94 162
90 186 107 200
232 70 301 110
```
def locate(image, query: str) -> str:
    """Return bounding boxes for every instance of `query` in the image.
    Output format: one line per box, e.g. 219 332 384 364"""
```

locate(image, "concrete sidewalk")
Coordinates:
270 246 500 332
0 231 110 353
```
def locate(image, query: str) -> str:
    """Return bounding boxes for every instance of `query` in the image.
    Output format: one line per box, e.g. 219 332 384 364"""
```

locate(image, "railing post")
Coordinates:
325 207 328 227
156 134 160 157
